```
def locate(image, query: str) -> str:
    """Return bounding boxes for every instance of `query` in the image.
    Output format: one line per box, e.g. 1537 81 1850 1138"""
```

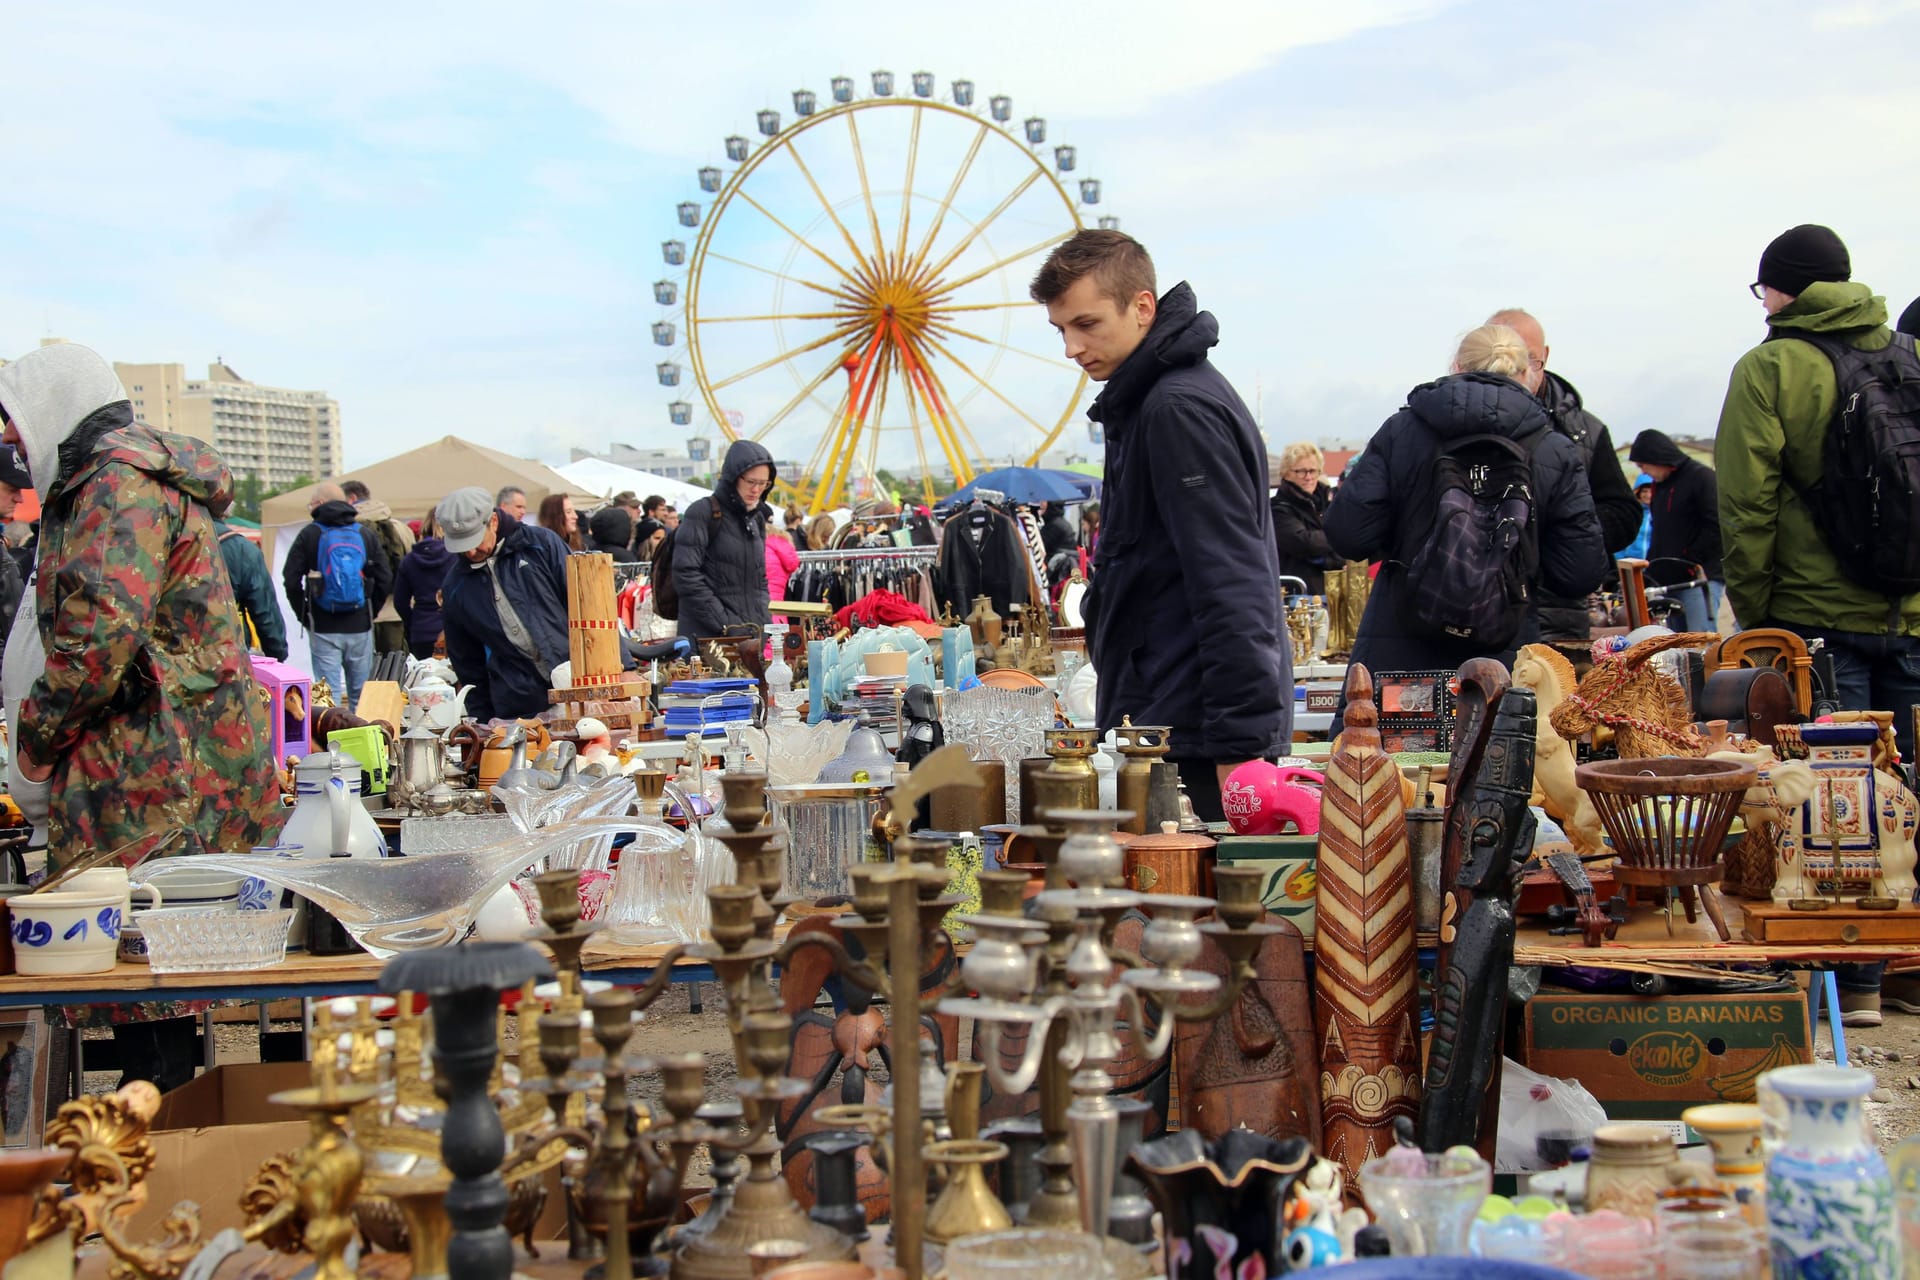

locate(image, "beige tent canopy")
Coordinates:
260 435 595 527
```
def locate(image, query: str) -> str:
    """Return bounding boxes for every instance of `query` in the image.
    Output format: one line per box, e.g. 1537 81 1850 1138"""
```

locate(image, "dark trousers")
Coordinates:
407 637 439 659
1170 756 1226 824
374 619 407 655
111 1016 199 1093
1772 620 1920 760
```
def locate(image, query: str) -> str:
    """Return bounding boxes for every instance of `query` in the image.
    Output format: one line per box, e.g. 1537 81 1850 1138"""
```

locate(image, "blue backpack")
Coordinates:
313 525 368 612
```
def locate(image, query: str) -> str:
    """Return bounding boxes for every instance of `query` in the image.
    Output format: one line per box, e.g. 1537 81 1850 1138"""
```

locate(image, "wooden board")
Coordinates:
1741 901 1920 945
566 552 623 685
353 680 406 732
550 680 650 703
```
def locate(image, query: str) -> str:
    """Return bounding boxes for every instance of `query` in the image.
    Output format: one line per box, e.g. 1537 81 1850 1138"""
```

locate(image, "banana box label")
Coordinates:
1523 992 1811 1121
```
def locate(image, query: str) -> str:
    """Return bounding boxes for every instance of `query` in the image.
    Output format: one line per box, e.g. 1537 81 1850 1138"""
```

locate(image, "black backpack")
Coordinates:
1398 429 1547 650
1772 330 1920 596
647 503 724 622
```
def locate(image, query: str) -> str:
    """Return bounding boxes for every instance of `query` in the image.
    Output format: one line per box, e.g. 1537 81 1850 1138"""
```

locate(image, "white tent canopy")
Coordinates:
555 459 708 512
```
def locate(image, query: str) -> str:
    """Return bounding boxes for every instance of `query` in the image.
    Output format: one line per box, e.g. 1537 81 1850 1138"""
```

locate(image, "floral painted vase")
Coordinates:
1763 1064 1898 1277
1126 1128 1312 1280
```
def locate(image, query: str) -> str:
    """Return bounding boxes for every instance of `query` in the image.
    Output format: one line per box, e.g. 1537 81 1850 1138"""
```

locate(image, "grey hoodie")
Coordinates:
0 344 129 844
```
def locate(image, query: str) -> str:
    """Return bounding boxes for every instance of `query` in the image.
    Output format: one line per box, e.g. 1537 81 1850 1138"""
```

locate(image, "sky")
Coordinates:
7 0 1920 477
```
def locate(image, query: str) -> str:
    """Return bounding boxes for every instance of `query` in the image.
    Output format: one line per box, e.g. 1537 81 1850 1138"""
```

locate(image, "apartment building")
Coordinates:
115 359 341 489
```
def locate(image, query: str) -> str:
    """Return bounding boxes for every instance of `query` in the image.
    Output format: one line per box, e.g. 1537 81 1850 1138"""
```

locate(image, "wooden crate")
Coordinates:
1740 901 1920 945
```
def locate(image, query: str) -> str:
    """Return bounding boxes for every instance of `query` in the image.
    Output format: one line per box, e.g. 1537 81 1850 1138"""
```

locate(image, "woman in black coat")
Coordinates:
1270 441 1342 594
673 439 776 639
587 507 640 563
1325 323 1609 678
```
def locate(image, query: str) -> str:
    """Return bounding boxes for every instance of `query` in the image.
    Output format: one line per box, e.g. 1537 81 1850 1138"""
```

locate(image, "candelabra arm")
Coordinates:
700 1098 778 1157
1107 946 1147 970
1167 952 1258 1024
621 943 688 1014
977 996 1074 1096
1119 983 1177 1062
775 932 887 996
502 1123 593 1180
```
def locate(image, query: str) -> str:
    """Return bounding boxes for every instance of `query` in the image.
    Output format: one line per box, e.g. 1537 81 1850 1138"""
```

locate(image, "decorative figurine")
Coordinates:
1512 643 1603 853
1281 1156 1368 1268
1313 665 1422 1182
1422 680 1537 1159
1550 632 1715 757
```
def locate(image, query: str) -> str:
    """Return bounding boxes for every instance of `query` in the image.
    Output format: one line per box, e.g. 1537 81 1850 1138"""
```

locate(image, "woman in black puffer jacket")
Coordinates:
1270 441 1342 594
1325 323 1608 677
672 439 776 640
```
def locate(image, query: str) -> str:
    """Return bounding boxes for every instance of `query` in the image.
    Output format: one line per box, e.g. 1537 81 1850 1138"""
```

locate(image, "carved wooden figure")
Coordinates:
1421 685 1537 1159
1313 665 1421 1183
1512 644 1603 853
1174 910 1320 1148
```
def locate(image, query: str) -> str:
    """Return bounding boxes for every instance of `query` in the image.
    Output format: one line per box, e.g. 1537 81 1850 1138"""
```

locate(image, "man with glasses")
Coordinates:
671 439 778 641
1715 224 1920 1027
435 485 573 722
1487 309 1643 646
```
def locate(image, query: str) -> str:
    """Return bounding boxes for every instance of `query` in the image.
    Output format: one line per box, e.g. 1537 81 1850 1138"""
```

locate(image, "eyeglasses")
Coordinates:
1749 282 1766 300
741 478 772 490
1287 467 1321 478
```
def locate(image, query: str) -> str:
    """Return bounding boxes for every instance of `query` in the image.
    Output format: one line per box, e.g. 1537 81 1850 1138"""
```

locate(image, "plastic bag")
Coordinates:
1495 1057 1609 1173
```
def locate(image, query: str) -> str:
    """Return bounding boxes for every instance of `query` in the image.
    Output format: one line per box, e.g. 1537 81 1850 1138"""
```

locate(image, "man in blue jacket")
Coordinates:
1031 230 1289 820
435 486 572 722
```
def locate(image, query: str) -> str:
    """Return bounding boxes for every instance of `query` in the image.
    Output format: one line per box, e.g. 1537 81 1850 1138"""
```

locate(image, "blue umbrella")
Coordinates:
941 466 1083 508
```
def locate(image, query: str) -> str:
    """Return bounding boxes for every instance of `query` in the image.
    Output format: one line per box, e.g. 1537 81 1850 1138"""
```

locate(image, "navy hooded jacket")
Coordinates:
673 439 776 640
440 519 572 721
1082 283 1291 762
1325 371 1609 674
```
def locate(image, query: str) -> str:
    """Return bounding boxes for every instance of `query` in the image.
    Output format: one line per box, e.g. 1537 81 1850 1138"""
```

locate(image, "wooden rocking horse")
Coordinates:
1513 644 1604 853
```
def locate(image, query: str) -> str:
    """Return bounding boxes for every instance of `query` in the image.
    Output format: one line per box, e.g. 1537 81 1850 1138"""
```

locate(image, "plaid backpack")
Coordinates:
1398 429 1547 650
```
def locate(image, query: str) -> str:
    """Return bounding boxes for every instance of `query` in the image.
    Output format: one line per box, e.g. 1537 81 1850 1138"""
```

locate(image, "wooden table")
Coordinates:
1515 906 1920 973
0 936 727 1010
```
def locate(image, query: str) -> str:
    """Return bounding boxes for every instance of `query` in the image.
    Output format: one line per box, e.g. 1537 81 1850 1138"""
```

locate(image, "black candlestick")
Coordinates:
381 941 553 1280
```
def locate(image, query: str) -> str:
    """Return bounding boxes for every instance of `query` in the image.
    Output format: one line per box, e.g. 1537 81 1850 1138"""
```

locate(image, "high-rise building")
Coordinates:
114 359 341 489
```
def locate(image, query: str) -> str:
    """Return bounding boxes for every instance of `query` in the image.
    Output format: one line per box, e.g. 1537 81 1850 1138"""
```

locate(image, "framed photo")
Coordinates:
0 1008 51 1149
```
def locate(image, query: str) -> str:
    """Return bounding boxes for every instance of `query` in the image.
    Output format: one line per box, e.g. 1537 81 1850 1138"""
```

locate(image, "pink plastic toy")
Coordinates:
1221 762 1325 835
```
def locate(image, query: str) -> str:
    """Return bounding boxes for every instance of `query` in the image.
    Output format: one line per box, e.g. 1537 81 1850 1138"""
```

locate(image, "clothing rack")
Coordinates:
613 561 651 589
797 546 938 564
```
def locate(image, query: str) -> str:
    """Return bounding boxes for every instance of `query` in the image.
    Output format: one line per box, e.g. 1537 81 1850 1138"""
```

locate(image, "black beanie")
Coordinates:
1899 296 1920 338
1756 224 1850 297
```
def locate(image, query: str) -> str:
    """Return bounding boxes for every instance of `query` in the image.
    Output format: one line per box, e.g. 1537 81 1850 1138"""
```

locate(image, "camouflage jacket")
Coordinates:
18 407 282 868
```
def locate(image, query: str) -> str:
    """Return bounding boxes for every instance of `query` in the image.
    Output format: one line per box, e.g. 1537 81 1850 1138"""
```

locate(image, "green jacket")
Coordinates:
1714 281 1920 635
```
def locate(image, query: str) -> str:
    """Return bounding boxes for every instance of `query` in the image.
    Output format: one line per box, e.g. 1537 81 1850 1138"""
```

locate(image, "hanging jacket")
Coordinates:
937 506 1031 617
1083 282 1290 762
673 439 775 639
1324 371 1609 675
1271 480 1341 594
441 519 572 721
0 343 280 869
1714 280 1920 634
215 520 288 661
392 536 454 650
1628 429 1722 584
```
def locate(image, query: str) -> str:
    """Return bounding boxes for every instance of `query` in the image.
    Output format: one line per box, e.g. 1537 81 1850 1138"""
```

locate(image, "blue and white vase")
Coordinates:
1764 1064 1898 1277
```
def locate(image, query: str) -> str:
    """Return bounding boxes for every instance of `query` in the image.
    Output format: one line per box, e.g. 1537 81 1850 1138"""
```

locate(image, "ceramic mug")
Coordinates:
63 867 163 913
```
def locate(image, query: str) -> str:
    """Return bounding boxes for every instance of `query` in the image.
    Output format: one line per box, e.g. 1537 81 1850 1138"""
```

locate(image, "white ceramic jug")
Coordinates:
281 748 389 858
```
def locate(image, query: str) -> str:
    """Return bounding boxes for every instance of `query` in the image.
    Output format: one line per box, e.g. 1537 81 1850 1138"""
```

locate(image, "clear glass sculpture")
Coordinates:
133 817 642 957
942 684 1054 818
764 718 854 787
490 772 635 872
604 781 700 945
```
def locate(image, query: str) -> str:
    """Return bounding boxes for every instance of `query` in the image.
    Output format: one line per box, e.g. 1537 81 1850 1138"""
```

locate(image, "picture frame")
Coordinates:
0 1008 52 1149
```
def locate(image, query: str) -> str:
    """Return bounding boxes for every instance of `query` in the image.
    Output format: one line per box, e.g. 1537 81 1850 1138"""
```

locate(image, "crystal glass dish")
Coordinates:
942 684 1053 818
944 1228 1101 1277
133 816 642 957
140 907 295 973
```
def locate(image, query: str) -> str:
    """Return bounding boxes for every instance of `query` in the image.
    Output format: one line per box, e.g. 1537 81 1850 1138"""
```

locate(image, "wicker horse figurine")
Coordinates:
1512 644 1604 853
1549 632 1719 759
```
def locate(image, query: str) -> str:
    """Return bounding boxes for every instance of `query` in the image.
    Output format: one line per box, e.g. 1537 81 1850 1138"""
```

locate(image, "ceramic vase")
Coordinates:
1584 1123 1681 1220
1682 1102 1768 1231
1125 1128 1312 1280
1790 723 1890 898
1763 1064 1899 1277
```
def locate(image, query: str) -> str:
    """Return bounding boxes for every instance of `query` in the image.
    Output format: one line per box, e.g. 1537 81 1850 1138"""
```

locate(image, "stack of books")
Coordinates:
659 677 758 738
844 675 906 734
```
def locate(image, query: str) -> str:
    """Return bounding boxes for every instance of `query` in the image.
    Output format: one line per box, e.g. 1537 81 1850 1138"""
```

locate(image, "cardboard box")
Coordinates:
1216 835 1318 938
1523 992 1811 1121
130 1061 310 1237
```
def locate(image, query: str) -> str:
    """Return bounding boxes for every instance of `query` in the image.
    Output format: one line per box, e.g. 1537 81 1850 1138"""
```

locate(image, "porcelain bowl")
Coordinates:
137 864 278 911
9 890 125 976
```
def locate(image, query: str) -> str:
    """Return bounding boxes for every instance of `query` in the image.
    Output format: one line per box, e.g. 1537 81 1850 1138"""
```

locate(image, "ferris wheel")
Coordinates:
652 71 1116 513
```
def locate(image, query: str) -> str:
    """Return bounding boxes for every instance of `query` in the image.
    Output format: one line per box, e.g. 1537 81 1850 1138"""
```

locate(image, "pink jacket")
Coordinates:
764 533 799 606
